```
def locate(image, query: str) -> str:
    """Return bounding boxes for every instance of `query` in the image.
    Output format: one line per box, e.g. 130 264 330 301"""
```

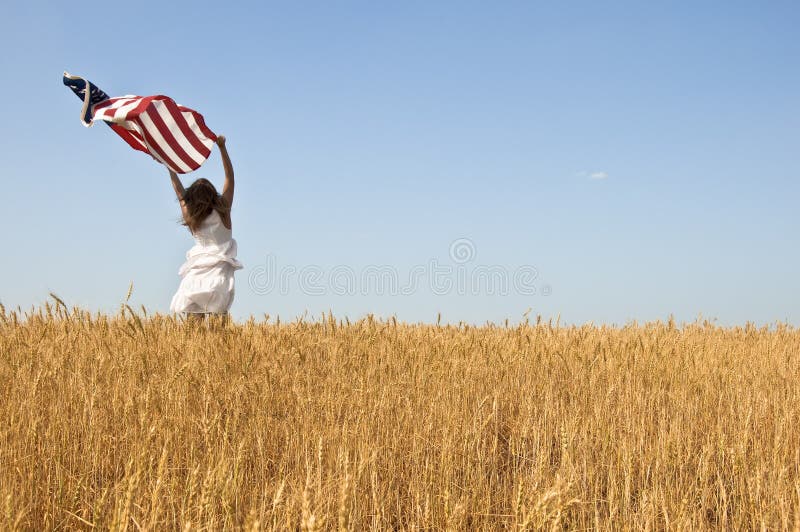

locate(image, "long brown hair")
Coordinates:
181 178 230 233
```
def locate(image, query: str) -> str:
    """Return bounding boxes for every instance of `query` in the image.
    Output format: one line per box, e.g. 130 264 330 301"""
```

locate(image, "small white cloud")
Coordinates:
589 171 608 180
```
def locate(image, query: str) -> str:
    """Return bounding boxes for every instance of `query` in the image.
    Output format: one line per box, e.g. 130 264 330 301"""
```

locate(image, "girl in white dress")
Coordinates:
167 135 243 317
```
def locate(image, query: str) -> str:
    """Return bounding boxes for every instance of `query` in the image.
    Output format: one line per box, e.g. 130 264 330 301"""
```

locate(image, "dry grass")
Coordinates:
1 299 799 530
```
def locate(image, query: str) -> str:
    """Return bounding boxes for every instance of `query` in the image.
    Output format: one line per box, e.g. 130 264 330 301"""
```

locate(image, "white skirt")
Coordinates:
170 238 243 315
170 262 238 314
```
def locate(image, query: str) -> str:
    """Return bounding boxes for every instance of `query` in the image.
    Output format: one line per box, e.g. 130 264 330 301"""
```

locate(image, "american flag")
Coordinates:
63 72 217 174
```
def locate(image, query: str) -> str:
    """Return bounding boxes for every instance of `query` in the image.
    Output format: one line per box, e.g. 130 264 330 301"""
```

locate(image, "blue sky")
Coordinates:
1 1 797 325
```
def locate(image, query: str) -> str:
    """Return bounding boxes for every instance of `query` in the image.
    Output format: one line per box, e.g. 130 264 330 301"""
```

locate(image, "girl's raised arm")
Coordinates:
169 169 189 222
217 136 234 208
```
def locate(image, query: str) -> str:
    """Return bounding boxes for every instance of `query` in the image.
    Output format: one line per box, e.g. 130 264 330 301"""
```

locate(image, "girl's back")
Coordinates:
192 210 234 247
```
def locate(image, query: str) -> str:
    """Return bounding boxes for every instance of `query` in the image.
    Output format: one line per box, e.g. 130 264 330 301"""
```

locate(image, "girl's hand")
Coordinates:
216 135 226 147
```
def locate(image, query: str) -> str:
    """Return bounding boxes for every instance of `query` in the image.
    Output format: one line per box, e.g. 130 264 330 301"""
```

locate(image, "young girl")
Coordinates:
168 136 243 317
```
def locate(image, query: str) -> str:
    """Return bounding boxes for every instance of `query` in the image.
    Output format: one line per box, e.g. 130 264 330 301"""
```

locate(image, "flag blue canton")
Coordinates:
63 73 110 125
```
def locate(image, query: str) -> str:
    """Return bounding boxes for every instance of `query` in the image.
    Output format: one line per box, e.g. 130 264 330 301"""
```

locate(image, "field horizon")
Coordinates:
5 294 796 330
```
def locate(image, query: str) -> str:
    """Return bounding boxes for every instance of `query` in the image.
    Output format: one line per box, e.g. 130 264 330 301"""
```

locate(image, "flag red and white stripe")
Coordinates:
92 95 217 174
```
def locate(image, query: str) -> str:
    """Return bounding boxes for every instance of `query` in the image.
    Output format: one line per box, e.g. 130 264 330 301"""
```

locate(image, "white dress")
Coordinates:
170 210 243 314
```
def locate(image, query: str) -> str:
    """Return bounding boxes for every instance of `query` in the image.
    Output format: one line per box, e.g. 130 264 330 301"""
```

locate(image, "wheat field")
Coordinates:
0 299 798 530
